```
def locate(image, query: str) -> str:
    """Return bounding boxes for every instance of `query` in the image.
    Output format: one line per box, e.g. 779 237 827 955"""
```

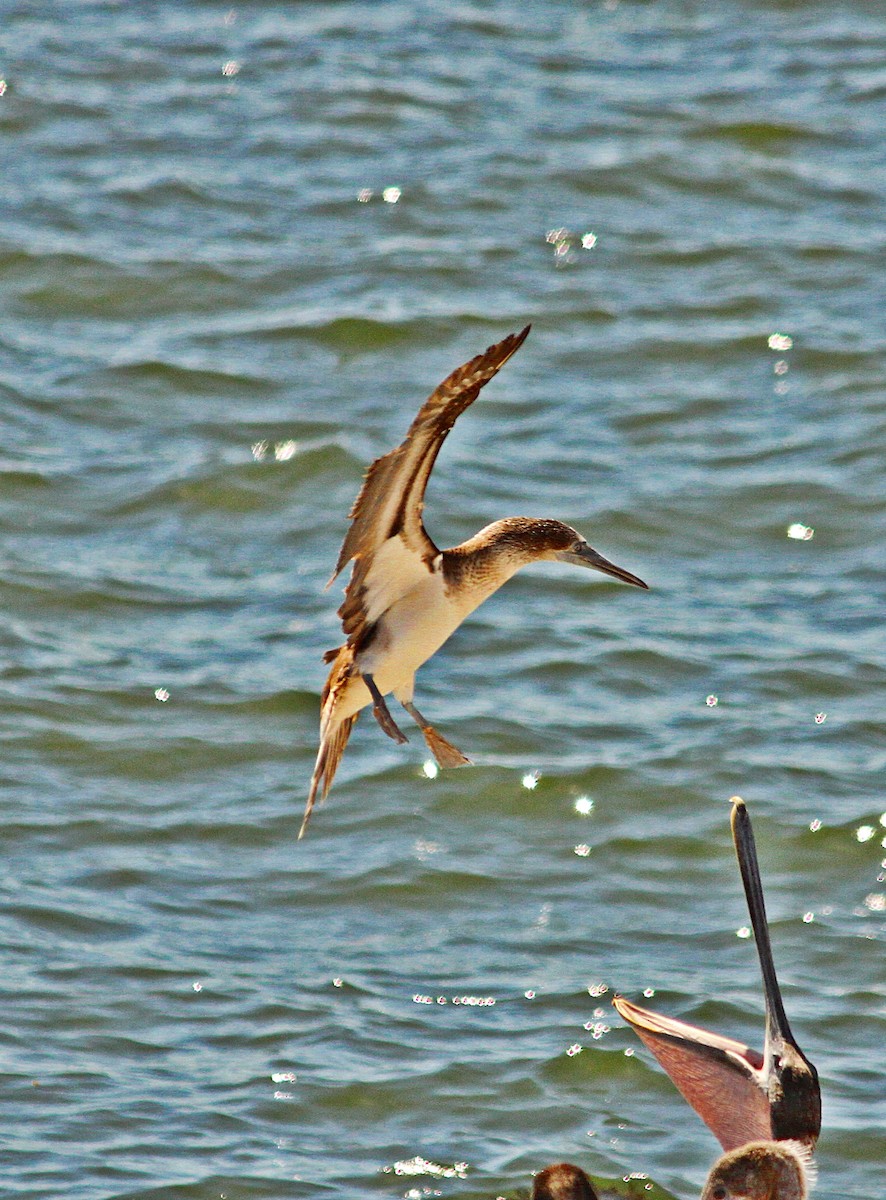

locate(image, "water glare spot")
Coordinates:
382 186 402 204
223 10 237 25
856 825 875 843
773 360 789 375
251 440 269 460
357 188 373 203
222 60 241 76
787 523 814 540
581 232 598 249
154 687 169 702
588 982 608 998
413 993 433 1005
567 1043 583 1056
814 712 827 724
274 440 297 461
574 844 591 857
574 795 594 815
802 911 814 923
384 1157 468 1180
879 811 886 827
768 333 793 351
642 987 655 998
0 81 7 97
522 771 540 790
271 1072 296 1083
706 694 718 707
332 978 343 987
810 819 822 832
624 1047 634 1056
422 759 439 779
737 925 751 939
524 989 536 999
192 982 203 992
864 893 886 912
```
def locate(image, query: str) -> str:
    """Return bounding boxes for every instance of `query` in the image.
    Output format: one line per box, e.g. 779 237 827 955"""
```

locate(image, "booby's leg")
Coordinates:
400 699 471 768
363 673 409 745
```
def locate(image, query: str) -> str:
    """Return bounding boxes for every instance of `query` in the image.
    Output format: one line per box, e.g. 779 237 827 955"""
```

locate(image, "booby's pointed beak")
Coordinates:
555 542 648 589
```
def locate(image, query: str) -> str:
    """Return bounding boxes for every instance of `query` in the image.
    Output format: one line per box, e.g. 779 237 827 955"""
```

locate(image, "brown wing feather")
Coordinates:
613 996 772 1152
300 645 359 839
329 326 531 649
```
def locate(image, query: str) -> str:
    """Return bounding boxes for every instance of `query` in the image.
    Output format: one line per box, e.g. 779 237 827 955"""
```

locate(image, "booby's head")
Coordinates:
532 1162 599 1200
485 517 648 588
700 1141 814 1200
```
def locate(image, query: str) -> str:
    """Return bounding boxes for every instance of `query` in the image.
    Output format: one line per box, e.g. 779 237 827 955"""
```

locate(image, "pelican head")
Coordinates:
700 1141 813 1200
532 1162 599 1200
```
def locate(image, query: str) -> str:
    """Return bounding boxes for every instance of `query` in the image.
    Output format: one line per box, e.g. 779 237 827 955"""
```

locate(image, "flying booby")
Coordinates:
613 798 821 1154
301 326 647 837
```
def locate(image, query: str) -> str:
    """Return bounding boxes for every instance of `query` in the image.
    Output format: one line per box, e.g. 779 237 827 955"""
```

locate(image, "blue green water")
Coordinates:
1 3 883 1197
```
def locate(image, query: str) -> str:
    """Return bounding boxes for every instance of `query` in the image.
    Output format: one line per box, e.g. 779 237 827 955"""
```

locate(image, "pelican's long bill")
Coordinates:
612 798 820 1153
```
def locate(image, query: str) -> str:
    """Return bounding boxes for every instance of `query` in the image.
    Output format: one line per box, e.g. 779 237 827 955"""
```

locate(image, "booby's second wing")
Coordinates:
612 995 773 1152
331 326 531 647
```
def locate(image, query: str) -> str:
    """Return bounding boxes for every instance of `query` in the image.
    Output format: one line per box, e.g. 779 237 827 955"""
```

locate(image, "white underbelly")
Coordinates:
351 573 467 702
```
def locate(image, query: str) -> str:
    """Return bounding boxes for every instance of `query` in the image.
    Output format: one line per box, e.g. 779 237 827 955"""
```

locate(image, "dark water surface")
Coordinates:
1 3 884 1197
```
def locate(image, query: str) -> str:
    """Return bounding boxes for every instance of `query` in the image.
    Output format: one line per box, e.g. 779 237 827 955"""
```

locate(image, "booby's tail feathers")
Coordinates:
300 712 358 839
300 644 359 840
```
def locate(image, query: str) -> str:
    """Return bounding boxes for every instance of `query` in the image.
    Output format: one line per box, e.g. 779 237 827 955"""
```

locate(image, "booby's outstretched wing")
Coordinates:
613 798 820 1153
330 325 531 649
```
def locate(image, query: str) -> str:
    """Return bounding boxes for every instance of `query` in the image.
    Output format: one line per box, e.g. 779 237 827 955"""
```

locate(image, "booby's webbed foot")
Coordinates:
363 673 409 745
401 700 472 768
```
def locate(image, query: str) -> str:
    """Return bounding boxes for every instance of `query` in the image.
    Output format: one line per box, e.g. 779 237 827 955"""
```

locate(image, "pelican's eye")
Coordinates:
711 1187 727 1200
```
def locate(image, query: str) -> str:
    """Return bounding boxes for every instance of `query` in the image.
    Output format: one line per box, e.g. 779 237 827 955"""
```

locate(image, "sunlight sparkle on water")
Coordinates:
575 795 594 815
768 333 793 351
154 687 169 702
815 712 827 724
522 771 540 790
706 694 718 707
384 1157 468 1180
588 982 608 997
357 188 373 202
567 1043 583 1056
422 759 439 779
803 912 814 923
857 825 875 843
0 81 7 97
382 186 402 203
788 523 814 540
574 844 591 857
810 819 822 832
222 60 240 76
737 925 751 939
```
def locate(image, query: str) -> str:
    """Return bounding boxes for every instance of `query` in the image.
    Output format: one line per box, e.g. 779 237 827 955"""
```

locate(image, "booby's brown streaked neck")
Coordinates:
613 798 820 1153
531 1162 599 1200
300 326 647 837
700 1140 815 1200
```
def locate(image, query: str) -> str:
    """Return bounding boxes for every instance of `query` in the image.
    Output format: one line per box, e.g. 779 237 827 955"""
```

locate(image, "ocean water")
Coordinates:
1 2 884 1198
